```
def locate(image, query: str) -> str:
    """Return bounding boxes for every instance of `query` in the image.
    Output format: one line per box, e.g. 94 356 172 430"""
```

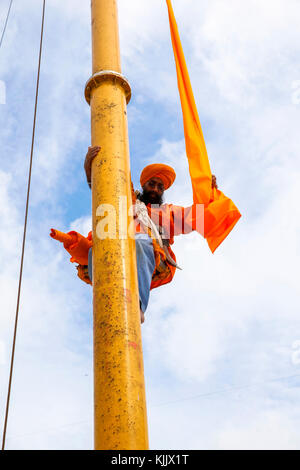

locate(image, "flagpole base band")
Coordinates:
85 70 132 105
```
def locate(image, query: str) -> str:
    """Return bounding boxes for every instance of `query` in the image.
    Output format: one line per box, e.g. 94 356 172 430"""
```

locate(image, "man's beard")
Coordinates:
138 189 164 206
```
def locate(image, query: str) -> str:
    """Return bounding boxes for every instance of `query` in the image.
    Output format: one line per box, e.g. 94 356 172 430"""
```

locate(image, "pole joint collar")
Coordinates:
85 70 132 105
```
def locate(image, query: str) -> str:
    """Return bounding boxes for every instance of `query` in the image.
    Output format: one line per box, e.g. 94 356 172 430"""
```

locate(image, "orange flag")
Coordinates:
166 0 241 253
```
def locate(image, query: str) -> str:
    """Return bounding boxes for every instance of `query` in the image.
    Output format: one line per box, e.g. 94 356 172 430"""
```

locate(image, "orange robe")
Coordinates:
134 198 203 290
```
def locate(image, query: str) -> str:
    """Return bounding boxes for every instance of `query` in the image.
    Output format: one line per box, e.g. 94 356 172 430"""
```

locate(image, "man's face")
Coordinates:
141 177 165 205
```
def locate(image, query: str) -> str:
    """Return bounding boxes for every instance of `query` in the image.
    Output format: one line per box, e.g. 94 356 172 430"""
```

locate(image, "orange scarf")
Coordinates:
166 0 241 252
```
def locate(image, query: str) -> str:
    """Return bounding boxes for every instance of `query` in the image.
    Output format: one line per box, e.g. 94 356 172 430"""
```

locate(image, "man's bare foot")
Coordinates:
140 309 145 324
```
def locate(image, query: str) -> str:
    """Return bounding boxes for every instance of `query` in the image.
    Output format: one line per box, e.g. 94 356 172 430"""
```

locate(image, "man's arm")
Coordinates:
84 145 136 203
84 146 101 188
170 175 218 237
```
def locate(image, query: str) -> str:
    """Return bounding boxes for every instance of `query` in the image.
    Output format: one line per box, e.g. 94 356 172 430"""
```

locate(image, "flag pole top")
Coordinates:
85 70 132 105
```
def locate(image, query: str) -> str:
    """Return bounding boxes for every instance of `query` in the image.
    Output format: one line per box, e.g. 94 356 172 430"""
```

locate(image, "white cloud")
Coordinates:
218 411 300 450
69 215 92 236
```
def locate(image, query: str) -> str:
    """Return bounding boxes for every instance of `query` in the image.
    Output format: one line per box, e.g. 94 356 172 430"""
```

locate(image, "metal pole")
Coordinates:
85 0 149 450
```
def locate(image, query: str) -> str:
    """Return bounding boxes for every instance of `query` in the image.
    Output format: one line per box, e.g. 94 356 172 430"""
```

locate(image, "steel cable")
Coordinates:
1 0 46 451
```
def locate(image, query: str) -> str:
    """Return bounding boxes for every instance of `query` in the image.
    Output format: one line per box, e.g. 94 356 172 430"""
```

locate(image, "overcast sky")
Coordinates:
1 0 300 450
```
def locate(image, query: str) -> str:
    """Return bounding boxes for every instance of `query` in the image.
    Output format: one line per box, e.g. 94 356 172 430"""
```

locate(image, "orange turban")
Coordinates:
140 163 176 190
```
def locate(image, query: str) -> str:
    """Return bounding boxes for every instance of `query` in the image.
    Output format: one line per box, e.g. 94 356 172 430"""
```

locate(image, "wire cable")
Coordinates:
152 373 300 408
1 0 46 451
0 0 13 50
4 372 300 444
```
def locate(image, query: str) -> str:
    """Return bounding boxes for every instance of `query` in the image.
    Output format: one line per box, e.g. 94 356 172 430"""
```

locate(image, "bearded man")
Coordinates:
84 146 218 323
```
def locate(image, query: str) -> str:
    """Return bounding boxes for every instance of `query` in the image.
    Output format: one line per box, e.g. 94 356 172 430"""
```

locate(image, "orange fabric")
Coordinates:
50 228 92 266
50 229 74 246
140 163 176 190
150 245 177 290
134 202 193 290
166 0 241 252
135 203 203 245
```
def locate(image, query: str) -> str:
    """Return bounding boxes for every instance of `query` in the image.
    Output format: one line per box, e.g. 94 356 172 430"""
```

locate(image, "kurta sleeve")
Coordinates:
169 203 204 237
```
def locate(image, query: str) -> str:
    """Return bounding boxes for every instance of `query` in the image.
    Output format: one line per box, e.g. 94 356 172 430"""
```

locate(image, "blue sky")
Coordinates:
1 0 300 450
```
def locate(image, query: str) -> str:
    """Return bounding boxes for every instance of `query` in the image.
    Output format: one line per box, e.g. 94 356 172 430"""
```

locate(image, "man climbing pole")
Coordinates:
52 0 241 327
84 145 218 323
50 0 241 450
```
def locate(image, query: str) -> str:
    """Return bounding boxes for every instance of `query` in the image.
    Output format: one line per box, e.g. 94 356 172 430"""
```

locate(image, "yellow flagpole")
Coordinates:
85 0 149 450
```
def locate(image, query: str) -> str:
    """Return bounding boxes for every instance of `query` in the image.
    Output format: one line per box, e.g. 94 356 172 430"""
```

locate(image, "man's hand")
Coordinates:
212 174 218 189
84 146 101 188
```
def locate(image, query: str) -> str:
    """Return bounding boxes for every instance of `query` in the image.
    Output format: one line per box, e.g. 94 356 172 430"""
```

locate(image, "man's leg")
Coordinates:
87 234 155 321
135 233 156 318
